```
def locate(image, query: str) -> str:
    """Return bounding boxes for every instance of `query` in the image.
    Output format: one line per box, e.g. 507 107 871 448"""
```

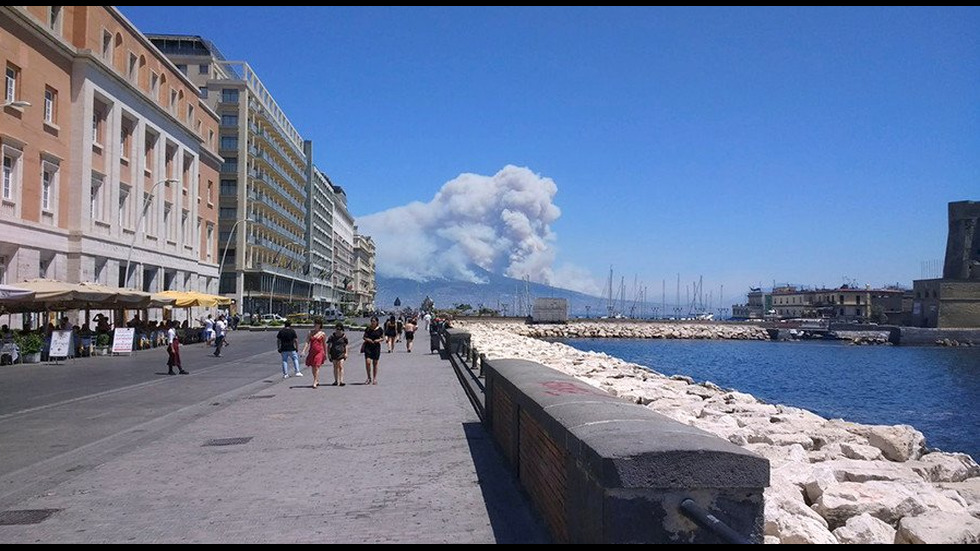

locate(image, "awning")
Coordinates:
0 280 177 312
0 284 35 301
153 290 233 308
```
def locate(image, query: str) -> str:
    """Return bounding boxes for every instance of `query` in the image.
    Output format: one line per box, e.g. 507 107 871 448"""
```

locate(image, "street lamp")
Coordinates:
218 217 254 285
124 178 179 288
268 240 303 316
1 99 31 109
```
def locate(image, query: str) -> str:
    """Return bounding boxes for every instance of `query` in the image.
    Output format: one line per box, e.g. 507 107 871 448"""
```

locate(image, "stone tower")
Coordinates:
943 201 980 280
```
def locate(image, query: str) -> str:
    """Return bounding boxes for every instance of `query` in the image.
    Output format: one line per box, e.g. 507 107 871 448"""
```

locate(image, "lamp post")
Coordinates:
1 100 31 109
268 240 302 317
218 217 254 292
124 178 178 289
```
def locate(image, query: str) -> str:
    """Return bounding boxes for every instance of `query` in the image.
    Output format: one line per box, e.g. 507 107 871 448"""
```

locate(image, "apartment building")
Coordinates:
147 34 315 316
1 7 220 295
353 231 376 313
307 165 335 315
331 185 355 314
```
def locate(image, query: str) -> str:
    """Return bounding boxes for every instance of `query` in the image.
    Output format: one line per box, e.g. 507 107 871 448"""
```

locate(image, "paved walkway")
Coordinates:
0 334 550 543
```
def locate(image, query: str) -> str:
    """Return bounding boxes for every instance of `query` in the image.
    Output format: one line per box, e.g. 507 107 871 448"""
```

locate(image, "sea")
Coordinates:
554 337 980 460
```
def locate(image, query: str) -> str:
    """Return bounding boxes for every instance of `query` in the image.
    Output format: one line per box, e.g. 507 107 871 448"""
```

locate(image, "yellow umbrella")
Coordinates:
153 290 232 308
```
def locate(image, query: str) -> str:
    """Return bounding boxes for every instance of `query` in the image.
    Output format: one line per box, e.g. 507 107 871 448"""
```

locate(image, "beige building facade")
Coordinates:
353 231 376 313
1 6 220 297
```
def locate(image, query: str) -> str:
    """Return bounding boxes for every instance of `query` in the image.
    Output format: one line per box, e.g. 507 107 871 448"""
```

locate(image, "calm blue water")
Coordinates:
556 338 980 459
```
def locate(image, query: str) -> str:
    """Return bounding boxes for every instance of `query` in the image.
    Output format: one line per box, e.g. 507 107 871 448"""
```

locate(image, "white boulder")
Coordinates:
832 513 896 544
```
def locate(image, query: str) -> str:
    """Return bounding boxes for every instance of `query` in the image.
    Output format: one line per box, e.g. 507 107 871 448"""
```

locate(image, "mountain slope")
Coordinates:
374 268 608 316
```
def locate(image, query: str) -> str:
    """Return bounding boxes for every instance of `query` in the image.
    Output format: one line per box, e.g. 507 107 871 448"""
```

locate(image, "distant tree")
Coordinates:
454 303 472 314
477 307 499 317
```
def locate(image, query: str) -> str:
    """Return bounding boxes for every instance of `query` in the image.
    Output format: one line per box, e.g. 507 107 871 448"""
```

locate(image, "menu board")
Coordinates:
112 327 135 354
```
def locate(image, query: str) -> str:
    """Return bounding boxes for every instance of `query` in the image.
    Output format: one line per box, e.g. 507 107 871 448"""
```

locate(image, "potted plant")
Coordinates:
17 333 43 364
94 333 112 355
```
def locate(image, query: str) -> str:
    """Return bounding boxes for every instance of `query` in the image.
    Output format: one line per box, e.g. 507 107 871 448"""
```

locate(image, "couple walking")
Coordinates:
277 320 349 389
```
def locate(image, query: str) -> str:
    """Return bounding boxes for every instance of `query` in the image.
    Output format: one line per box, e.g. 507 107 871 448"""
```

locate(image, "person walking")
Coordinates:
212 315 227 357
403 317 417 353
166 321 188 375
326 322 349 386
276 320 303 379
362 316 384 385
302 319 327 388
383 315 398 353
396 316 404 343
203 314 215 346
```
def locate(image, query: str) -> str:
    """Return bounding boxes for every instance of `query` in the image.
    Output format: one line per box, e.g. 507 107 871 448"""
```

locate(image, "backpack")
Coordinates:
329 334 347 357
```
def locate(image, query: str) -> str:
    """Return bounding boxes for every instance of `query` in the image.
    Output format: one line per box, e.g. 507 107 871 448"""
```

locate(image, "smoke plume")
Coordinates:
358 165 597 294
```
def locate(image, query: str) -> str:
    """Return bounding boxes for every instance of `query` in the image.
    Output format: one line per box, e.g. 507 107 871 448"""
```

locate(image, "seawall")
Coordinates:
456 320 980 544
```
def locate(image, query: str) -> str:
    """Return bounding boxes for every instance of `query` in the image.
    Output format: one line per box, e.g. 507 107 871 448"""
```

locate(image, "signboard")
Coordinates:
49 330 73 358
111 327 135 354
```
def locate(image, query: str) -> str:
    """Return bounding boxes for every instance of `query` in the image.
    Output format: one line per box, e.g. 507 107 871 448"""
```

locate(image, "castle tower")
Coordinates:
943 201 980 280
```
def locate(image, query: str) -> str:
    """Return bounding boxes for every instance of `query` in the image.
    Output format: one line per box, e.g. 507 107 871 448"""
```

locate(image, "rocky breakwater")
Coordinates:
511 320 771 341
459 321 980 544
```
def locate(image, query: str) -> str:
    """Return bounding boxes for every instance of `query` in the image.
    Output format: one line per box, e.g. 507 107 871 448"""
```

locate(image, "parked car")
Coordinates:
260 314 285 323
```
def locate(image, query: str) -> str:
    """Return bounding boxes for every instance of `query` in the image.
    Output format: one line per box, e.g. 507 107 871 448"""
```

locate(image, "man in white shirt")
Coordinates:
166 320 188 375
213 315 227 358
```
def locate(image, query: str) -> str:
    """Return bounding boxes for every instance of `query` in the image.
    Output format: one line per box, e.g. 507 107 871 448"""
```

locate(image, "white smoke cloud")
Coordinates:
358 165 599 295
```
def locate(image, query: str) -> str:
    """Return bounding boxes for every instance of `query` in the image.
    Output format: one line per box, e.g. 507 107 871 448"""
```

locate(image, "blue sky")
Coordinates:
119 6 979 307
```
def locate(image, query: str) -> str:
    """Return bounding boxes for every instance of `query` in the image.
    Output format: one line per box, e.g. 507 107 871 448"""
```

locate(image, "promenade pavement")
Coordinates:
0 331 550 544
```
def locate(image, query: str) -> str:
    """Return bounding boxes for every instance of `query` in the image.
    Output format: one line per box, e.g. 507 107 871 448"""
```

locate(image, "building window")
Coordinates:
91 173 104 221
176 64 187 75
181 210 189 244
220 179 236 195
199 86 208 99
150 72 159 99
120 121 132 160
221 156 237 173
163 203 173 241
41 162 58 212
128 52 138 82
49 6 62 33
206 223 214 261
118 184 130 229
221 89 239 103
43 87 56 124
220 136 238 150
198 64 210 75
221 113 238 126
2 149 20 202
165 147 176 179
187 104 195 125
92 107 104 146
207 181 214 204
4 65 18 102
101 30 112 60
169 89 178 114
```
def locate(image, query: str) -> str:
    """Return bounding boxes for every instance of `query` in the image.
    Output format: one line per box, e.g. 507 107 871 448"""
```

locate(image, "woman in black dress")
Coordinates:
383 315 398 353
362 316 384 385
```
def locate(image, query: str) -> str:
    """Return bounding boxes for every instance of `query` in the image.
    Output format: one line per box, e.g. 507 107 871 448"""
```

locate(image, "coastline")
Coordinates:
457 320 980 544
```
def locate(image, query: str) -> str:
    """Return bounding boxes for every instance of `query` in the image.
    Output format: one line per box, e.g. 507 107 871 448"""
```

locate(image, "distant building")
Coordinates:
762 284 903 323
352 231 376 313
912 201 980 328
732 288 770 320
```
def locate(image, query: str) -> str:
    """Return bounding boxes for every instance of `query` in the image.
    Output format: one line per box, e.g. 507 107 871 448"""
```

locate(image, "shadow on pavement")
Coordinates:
461 422 552 544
